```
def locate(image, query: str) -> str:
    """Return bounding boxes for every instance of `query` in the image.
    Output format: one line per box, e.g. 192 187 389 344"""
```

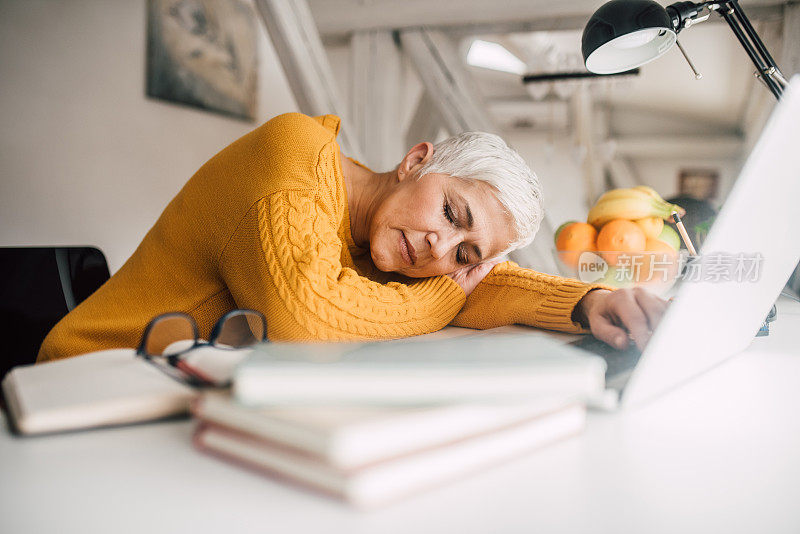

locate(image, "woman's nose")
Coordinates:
427 230 460 260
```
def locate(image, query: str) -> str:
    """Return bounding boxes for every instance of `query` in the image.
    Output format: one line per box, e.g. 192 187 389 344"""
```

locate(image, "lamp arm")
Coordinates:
725 1 781 73
701 0 784 99
715 1 783 98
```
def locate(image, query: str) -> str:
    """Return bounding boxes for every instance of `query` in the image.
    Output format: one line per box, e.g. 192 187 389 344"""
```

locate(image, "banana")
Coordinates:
594 187 654 204
588 198 661 228
589 187 685 228
632 185 664 201
632 185 686 216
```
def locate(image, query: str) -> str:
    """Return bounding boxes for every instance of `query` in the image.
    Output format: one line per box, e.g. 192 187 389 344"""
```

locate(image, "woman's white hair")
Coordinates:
415 131 543 254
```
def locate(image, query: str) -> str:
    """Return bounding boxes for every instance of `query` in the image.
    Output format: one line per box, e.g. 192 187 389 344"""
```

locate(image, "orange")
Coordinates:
554 220 579 244
596 219 646 266
555 222 597 269
636 238 679 284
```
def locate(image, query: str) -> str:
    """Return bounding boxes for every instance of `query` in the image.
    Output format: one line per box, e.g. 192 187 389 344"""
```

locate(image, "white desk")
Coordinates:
2 298 799 534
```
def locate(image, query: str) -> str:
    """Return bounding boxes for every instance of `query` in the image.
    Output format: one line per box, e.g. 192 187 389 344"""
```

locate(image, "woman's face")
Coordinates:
368 171 516 278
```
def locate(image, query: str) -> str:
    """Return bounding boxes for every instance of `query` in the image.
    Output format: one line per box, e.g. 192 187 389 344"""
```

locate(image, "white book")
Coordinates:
1 343 260 435
194 400 586 508
2 349 195 435
235 334 606 406
195 391 577 469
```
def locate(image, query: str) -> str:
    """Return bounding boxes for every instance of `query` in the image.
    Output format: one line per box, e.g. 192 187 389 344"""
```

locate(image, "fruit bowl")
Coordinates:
553 247 686 296
554 186 686 296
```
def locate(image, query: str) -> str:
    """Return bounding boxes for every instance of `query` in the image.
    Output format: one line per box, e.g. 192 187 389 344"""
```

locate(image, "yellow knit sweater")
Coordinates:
37 113 609 362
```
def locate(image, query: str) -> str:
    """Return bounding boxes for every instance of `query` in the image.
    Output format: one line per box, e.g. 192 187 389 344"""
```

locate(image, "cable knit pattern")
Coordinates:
257 189 465 340
37 112 609 362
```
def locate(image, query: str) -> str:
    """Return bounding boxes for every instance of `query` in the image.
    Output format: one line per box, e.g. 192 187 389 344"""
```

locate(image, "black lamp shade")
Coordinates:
582 0 677 74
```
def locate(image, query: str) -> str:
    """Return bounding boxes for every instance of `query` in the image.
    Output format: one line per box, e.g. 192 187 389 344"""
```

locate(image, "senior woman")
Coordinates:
38 113 667 362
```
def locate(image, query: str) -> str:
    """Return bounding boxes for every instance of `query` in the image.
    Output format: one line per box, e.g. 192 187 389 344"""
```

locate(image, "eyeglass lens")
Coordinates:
214 311 264 349
144 315 197 357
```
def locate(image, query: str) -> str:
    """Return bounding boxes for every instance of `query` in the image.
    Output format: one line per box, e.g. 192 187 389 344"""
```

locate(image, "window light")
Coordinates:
467 39 527 75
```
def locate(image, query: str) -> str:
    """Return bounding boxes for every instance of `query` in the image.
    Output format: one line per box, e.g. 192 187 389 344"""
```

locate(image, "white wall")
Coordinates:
0 0 297 272
505 131 588 228
629 157 743 210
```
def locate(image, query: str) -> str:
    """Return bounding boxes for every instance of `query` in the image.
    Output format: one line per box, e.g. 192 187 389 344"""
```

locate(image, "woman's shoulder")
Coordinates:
243 112 342 191
263 112 340 135
256 112 340 153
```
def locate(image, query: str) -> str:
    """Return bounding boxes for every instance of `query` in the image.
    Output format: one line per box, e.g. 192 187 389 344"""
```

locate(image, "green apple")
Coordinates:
657 224 681 251
599 265 634 288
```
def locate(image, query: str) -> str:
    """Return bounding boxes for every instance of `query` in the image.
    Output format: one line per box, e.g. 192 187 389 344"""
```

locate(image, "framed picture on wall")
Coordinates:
146 0 258 121
678 168 719 201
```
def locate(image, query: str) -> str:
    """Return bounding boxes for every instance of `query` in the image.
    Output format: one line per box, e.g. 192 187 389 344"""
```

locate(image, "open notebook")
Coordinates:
1 343 256 435
2 349 196 434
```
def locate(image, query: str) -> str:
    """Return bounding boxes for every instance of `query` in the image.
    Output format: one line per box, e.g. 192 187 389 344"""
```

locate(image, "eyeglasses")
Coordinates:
136 309 267 387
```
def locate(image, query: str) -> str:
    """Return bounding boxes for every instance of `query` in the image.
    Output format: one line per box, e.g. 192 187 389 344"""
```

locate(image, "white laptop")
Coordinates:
570 75 800 409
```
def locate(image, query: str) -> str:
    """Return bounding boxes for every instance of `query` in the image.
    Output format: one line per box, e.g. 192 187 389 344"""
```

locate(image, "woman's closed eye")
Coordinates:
456 244 469 265
444 200 470 265
443 199 461 228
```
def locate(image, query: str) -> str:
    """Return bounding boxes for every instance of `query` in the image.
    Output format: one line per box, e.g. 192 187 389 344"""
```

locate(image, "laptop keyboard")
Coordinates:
569 336 642 379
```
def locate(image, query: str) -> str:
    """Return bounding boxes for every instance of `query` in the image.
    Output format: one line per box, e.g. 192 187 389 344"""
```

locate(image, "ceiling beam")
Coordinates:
601 102 742 135
310 0 593 36
487 99 570 132
606 158 641 189
254 0 362 159
611 135 744 158
350 30 403 170
572 87 605 207
449 4 783 38
398 29 497 135
405 92 443 148
309 1 784 40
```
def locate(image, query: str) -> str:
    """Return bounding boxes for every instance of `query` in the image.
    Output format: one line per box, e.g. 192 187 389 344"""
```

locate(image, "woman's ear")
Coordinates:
397 142 433 182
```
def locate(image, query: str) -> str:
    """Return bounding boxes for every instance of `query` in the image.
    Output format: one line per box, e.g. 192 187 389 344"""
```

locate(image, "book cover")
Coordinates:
194 391 578 469
194 401 586 508
235 333 605 406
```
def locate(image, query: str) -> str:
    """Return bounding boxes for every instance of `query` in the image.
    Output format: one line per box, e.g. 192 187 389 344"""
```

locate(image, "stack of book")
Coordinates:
193 334 605 507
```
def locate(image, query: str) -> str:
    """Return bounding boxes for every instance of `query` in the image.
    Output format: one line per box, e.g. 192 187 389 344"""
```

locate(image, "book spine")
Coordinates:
193 400 583 470
193 405 587 508
193 423 345 502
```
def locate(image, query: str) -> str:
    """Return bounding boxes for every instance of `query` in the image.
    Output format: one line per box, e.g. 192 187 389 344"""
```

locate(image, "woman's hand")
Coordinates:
447 258 505 297
573 287 669 351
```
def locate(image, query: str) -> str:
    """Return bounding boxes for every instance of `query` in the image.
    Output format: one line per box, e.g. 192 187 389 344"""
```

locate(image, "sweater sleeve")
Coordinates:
450 261 616 334
228 185 466 342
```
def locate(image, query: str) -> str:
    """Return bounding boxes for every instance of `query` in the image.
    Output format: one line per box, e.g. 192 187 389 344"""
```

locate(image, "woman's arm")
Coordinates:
449 261 611 333
450 261 668 350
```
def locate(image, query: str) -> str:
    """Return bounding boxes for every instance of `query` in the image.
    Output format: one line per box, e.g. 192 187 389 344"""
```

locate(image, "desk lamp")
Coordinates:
582 0 791 334
581 0 789 100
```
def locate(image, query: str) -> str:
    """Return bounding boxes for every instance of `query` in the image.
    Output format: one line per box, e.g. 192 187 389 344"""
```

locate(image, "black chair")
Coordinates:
0 247 110 381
